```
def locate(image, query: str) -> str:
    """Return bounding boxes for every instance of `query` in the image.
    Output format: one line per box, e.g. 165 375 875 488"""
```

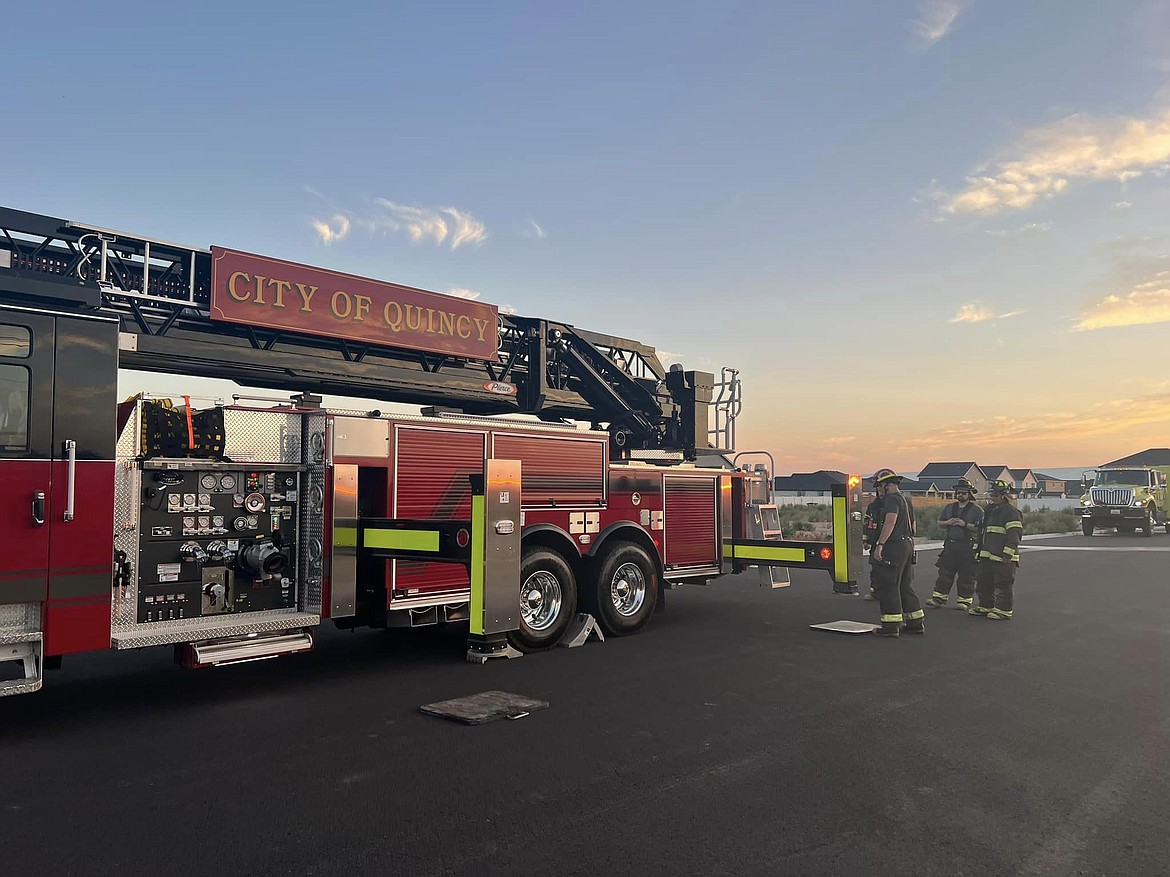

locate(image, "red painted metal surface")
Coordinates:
492 433 607 507
0 458 51 603
391 426 485 601
44 460 114 654
664 475 719 567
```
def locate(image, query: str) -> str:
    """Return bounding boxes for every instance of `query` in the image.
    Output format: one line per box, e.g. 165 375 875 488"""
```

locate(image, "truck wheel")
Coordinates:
509 548 577 653
1081 520 1093 537
1141 508 1155 537
590 542 659 637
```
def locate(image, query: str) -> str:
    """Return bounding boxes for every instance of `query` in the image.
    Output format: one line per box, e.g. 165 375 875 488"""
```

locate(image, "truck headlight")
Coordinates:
1132 497 1146 507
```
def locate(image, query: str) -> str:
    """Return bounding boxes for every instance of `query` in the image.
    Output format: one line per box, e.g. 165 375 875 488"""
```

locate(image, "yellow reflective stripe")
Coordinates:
334 526 357 548
906 609 925 621
362 529 440 552
1005 521 1023 529
832 494 848 583
469 494 486 636
979 551 1003 562
985 525 1007 534
881 614 903 623
729 544 808 563
931 592 949 600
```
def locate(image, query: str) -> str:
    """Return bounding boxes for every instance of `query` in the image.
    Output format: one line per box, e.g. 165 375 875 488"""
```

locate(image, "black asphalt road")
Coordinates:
2 534 1168 877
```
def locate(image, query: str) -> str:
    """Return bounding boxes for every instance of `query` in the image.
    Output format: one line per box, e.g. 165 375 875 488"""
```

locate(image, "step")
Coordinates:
186 631 314 667
0 636 43 698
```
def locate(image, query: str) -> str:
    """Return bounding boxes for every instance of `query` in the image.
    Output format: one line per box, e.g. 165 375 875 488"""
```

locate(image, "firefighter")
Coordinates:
970 479 1023 620
925 478 983 610
861 488 886 600
870 469 924 637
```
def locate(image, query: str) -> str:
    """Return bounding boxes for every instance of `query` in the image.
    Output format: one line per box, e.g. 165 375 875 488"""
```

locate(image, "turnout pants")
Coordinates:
872 537 923 632
932 542 976 605
975 560 1015 616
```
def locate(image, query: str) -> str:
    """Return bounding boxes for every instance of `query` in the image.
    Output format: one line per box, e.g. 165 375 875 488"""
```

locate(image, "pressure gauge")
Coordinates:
219 474 237 491
200 474 218 490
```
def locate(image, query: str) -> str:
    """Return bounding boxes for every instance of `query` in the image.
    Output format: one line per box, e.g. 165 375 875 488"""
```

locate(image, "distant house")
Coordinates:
1032 472 1068 497
918 462 989 496
1100 448 1170 468
980 465 1013 487
1008 468 1039 496
773 470 848 497
899 478 942 497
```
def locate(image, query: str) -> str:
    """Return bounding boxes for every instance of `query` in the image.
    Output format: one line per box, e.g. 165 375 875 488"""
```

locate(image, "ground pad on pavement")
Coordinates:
809 620 880 634
420 690 549 724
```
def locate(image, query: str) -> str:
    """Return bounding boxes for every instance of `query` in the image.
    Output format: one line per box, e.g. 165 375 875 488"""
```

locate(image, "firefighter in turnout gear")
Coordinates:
862 489 886 600
970 480 1023 620
925 478 983 610
869 469 925 637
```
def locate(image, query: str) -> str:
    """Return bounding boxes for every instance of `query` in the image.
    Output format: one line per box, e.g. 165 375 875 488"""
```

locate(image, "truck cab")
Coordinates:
1078 467 1170 537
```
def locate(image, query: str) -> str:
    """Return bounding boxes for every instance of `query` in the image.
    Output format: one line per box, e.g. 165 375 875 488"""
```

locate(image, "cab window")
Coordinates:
0 325 32 452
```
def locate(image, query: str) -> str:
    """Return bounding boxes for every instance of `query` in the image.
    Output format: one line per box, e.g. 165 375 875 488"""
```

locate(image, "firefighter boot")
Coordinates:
871 622 901 638
864 589 878 601
987 608 1013 620
901 610 926 635
955 596 973 611
968 606 992 617
925 594 947 609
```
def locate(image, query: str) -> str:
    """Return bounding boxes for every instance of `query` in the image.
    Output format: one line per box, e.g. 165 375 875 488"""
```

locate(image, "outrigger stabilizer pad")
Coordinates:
466 633 523 664
809 620 881 634
558 613 605 649
420 690 549 725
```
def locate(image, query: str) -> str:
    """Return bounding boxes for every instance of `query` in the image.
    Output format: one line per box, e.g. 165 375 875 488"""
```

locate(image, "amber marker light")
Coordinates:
819 547 833 561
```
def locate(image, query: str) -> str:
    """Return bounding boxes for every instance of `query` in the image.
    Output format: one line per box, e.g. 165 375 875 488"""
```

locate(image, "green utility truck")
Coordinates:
1078 467 1170 536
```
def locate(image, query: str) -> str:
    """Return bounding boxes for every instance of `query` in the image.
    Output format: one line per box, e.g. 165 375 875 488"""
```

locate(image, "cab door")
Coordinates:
0 310 55 607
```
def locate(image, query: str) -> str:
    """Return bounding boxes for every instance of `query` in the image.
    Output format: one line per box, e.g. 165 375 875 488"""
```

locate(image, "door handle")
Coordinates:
32 491 45 526
64 439 76 522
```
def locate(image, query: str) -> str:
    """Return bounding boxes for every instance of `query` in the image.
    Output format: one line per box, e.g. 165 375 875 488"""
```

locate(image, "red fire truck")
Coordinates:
0 205 862 697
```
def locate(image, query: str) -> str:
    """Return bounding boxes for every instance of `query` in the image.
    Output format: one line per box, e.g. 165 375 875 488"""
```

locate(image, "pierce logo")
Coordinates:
483 381 518 396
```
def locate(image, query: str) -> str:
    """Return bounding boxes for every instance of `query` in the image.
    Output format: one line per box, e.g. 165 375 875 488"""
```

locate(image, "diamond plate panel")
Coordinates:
0 602 40 634
113 423 142 627
223 409 303 463
110 611 320 649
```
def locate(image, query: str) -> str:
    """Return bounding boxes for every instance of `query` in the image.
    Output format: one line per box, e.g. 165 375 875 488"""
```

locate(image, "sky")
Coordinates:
5 0 1170 476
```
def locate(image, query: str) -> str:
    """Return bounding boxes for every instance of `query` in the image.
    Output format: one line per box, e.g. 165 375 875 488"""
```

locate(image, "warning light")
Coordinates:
456 529 470 548
819 547 833 561
847 475 861 489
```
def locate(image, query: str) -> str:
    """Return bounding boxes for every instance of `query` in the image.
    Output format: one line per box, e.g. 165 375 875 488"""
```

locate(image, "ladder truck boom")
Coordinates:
0 205 723 460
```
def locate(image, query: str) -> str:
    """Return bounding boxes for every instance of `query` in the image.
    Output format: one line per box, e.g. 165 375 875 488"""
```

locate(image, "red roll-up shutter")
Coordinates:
664 476 718 567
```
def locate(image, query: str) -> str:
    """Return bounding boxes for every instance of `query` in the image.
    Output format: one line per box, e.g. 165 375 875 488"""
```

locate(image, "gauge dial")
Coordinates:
219 474 237 490
200 474 218 490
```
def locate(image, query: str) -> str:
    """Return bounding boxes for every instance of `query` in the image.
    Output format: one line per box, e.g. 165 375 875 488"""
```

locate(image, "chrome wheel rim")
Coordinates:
521 570 562 632
609 562 646 617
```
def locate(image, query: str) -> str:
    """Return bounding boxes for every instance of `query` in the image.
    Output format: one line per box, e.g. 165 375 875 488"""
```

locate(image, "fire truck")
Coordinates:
0 205 863 698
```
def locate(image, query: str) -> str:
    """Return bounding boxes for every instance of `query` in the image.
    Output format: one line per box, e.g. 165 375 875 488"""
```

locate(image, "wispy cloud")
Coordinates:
938 108 1170 216
309 197 488 250
1074 273 1170 330
903 390 1170 449
527 219 547 239
949 301 1025 323
1113 200 1134 211
310 214 350 246
911 0 969 49
986 221 1052 237
824 436 857 445
447 288 481 300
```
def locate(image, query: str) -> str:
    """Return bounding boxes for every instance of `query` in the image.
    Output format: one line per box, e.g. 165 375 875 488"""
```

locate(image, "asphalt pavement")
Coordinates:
1 533 1168 877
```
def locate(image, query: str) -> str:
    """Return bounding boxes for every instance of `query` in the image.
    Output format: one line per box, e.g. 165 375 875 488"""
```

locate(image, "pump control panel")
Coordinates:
136 461 301 623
